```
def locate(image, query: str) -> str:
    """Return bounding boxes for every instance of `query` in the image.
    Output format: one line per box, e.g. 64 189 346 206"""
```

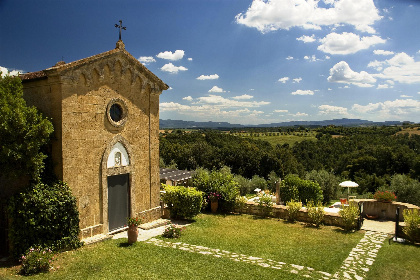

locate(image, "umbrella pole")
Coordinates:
347 187 350 202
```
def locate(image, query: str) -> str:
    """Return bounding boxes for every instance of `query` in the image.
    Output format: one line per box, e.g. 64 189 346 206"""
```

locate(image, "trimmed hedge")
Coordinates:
7 181 82 259
162 185 203 219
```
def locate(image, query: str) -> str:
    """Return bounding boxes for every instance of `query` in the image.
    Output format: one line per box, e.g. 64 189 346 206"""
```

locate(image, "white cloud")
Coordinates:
233 94 254 100
278 77 289 83
188 58 193 61
0 66 21 77
156 50 185 61
235 0 382 34
160 63 188 74
183 96 193 101
291 89 314 95
352 99 420 119
328 61 376 87
400 95 412 98
297 34 316 43
286 56 294 60
197 74 219 80
373 52 420 84
318 32 385 55
274 109 288 113
293 77 302 83
377 84 391 89
294 112 309 117
318 104 349 115
196 94 270 107
374 50 394 56
208 86 225 93
367 60 384 71
304 55 319 62
138 56 156 65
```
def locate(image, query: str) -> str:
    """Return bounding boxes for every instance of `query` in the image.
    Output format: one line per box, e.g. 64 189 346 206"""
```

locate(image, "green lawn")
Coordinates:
1 214 419 279
366 241 420 280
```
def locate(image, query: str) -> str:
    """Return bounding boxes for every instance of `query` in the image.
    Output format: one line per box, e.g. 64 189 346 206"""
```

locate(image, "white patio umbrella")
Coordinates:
339 181 359 200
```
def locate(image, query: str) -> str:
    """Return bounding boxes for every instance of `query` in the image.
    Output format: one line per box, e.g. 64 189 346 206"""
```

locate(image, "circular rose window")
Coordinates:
107 98 128 127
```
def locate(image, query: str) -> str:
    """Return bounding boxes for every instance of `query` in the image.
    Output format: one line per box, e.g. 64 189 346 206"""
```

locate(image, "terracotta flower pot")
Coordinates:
127 225 139 244
211 200 218 213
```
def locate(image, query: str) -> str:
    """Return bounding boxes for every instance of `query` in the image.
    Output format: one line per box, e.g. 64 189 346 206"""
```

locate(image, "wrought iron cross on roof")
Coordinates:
115 20 126 40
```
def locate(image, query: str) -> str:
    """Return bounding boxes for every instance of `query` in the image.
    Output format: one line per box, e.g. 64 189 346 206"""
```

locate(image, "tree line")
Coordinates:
160 127 420 205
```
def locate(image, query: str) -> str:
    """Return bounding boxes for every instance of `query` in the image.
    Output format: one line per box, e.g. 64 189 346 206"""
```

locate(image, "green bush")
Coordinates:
339 204 360 231
402 209 420 243
233 175 252 196
307 201 325 227
286 200 302 222
235 196 248 214
162 223 183 239
20 246 54 275
257 192 273 217
305 170 340 204
8 181 82 259
192 167 239 213
162 185 203 219
390 174 420 206
280 174 323 204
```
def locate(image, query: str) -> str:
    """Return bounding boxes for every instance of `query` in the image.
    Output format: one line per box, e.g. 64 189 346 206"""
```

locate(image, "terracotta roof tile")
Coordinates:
19 70 47 81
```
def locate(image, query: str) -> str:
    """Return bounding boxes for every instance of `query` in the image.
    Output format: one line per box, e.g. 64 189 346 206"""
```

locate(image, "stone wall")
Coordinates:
237 202 347 228
355 199 419 221
22 43 168 240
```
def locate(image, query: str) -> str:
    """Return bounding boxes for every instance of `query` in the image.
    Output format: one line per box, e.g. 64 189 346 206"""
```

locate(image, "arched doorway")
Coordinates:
101 137 135 232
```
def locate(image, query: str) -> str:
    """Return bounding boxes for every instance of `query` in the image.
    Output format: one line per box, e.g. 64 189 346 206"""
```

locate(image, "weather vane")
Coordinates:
115 20 126 40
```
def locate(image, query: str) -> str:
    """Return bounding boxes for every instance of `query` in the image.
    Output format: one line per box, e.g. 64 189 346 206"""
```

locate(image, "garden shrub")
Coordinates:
234 175 252 196
162 223 183 239
235 196 248 214
281 174 323 204
257 191 273 217
339 204 360 231
307 201 325 227
20 246 54 275
162 184 203 219
8 181 82 259
286 199 302 222
305 170 340 204
390 174 420 206
192 166 239 213
402 209 420 243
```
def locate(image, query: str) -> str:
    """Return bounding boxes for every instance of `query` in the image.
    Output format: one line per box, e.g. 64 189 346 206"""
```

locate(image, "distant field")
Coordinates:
233 132 317 147
396 127 420 136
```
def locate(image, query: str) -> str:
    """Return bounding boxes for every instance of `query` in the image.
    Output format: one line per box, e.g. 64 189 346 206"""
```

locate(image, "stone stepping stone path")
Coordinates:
146 238 332 279
332 231 388 280
145 230 387 279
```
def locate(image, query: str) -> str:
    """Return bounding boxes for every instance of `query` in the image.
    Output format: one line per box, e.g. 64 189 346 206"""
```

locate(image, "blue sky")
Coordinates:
1 0 419 125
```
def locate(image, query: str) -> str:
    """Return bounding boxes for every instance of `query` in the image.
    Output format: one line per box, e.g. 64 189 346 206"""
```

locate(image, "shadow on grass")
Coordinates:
332 228 359 235
0 258 19 269
117 241 137 248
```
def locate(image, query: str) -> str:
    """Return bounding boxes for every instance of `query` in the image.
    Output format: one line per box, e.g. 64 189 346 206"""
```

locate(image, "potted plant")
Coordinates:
208 192 221 213
126 216 142 244
373 190 397 203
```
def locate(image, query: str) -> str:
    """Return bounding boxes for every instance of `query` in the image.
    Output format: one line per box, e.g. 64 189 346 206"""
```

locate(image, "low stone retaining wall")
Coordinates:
355 199 419 221
237 201 347 228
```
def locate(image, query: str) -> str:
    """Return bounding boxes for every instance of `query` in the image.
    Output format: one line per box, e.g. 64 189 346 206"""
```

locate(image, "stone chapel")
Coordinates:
19 40 169 239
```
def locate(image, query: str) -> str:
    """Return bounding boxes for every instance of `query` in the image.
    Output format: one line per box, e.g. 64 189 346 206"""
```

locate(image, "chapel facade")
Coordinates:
20 40 168 239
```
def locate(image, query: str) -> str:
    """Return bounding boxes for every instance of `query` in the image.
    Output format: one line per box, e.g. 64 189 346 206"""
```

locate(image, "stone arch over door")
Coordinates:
101 135 136 233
